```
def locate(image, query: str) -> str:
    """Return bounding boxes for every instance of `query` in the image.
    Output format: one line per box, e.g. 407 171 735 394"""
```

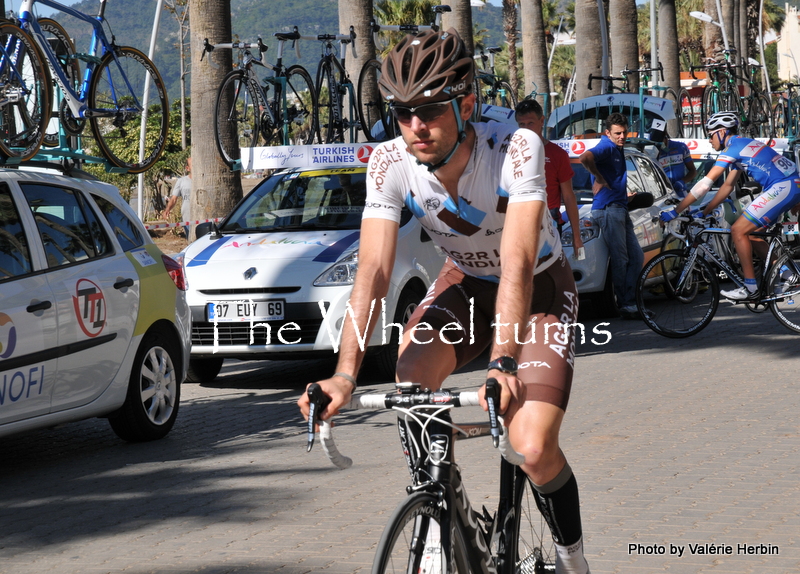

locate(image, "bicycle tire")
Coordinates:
316 60 344 143
663 87 683 138
772 99 787 138
472 73 484 122
357 58 392 141
88 46 168 173
0 22 50 160
213 69 262 168
282 65 316 145
37 18 81 147
677 87 695 139
636 249 720 338
768 254 800 333
371 491 471 574
700 86 721 136
511 468 557 574
485 80 518 109
749 93 774 138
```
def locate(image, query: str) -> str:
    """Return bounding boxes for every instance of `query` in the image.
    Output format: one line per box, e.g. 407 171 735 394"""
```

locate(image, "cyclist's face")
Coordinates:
398 94 475 165
605 124 627 146
709 128 727 150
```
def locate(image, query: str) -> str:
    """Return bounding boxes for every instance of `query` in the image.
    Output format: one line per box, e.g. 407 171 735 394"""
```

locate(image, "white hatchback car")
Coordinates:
180 165 445 382
0 170 191 441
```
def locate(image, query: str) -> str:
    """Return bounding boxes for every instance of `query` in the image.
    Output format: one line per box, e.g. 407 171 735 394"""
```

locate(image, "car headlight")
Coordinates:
314 251 359 286
561 218 600 247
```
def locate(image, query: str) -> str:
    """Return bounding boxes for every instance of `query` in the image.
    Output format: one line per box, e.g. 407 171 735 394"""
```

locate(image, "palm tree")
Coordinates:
188 0 242 229
574 0 602 99
658 0 680 100
610 0 639 93
374 0 437 56
520 0 550 111
502 0 521 100
441 0 475 53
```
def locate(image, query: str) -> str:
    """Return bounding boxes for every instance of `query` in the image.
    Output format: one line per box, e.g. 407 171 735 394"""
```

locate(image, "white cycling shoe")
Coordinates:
720 285 759 301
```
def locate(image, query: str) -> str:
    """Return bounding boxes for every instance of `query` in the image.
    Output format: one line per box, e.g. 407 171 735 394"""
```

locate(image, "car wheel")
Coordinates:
108 329 181 442
370 285 425 381
588 267 619 318
186 357 224 383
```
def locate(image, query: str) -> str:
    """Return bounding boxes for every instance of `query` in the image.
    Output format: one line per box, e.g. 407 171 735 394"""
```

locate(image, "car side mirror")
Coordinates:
627 192 654 211
195 222 220 240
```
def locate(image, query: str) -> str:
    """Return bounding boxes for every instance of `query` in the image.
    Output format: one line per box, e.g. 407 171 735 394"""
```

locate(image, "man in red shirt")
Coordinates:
515 99 583 255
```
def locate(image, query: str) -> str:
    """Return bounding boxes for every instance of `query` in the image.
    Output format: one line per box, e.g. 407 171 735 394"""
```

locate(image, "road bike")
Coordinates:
636 213 800 338
474 46 517 111
16 0 169 173
0 20 49 161
301 27 360 144
306 380 557 574
203 30 316 170
620 63 686 138
356 5 450 142
772 82 800 140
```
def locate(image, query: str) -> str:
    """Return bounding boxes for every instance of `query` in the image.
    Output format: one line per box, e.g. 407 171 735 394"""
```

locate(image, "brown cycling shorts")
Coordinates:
404 253 578 411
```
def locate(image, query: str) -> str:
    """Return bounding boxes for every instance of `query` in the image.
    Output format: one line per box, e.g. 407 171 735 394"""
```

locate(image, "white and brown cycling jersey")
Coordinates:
362 121 562 280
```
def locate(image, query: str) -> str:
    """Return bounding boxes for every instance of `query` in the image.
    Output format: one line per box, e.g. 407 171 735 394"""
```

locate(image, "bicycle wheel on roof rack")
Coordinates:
282 65 316 145
38 17 82 147
772 99 787 138
315 60 345 143
214 69 262 168
88 46 168 173
357 58 394 141
0 22 50 161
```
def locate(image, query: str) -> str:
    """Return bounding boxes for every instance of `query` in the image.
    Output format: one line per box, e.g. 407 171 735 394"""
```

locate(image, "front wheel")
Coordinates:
511 469 557 574
636 249 720 338
108 329 182 441
357 58 394 141
88 46 169 173
773 99 787 138
372 492 471 574
768 254 800 333
282 65 317 145
700 86 721 136
316 61 343 143
214 69 263 168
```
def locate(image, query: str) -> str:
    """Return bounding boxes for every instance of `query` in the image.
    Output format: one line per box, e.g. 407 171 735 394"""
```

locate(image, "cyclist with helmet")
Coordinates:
298 28 591 574
656 130 697 198
661 111 800 300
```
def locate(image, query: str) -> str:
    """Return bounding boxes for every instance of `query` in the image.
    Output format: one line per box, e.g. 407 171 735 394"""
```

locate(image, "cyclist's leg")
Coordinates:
507 253 589 574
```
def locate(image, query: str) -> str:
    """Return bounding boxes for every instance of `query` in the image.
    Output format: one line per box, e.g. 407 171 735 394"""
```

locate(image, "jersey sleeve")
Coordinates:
362 139 407 223
502 128 548 205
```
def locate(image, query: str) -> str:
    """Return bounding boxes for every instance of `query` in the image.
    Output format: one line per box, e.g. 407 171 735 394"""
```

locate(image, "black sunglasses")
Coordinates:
390 98 457 125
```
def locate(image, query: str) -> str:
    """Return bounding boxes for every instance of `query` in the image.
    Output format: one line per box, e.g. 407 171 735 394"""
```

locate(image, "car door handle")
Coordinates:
114 278 135 290
27 300 52 313
652 216 660 223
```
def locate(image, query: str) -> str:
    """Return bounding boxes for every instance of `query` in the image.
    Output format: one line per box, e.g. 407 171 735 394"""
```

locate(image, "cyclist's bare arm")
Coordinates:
479 199 545 414
297 217 399 421
561 179 583 251
675 164 729 213
702 169 741 214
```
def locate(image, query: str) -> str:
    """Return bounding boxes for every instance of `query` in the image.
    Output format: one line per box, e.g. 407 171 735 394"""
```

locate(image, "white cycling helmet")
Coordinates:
705 111 739 132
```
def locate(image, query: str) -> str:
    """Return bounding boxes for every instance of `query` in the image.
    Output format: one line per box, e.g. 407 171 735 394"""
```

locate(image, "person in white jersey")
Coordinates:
298 29 590 574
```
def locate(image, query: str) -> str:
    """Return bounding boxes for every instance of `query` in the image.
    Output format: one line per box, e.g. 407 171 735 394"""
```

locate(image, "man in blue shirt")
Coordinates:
657 131 697 198
579 113 643 318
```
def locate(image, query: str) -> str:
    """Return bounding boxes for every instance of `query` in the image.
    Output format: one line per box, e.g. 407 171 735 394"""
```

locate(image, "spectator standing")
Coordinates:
579 113 643 319
515 99 584 257
164 156 192 238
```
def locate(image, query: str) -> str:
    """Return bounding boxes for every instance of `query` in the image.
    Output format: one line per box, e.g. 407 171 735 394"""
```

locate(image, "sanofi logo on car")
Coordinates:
0 313 16 359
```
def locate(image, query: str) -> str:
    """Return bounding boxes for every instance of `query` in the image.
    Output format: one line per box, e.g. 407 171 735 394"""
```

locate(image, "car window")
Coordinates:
632 155 667 200
21 183 111 268
0 183 33 281
222 170 368 232
625 157 645 194
92 194 145 251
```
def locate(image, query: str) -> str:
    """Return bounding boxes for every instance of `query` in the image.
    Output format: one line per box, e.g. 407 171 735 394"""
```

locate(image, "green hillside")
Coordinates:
47 0 504 105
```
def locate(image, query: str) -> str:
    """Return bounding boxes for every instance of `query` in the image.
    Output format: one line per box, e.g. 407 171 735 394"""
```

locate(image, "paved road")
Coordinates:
2 303 800 574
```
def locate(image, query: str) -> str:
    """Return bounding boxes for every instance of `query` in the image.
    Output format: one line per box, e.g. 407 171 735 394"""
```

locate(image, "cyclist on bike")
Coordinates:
298 28 590 574
660 111 800 300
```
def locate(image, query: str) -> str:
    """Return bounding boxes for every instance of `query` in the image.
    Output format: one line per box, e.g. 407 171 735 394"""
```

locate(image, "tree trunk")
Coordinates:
502 0 520 100
609 0 638 93
658 0 680 93
721 0 735 53
520 0 550 111
703 0 722 59
340 0 374 142
575 0 603 99
189 0 242 232
442 0 474 53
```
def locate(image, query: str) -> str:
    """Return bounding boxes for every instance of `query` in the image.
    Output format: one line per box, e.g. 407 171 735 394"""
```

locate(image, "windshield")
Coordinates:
221 169 367 232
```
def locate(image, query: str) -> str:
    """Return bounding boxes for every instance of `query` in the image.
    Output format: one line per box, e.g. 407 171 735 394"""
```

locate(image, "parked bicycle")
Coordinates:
356 5 450 142
301 27 360 144
0 20 49 161
772 82 800 140
203 30 316 169
474 46 517 110
620 63 687 138
16 0 169 173
636 213 800 338
305 380 556 574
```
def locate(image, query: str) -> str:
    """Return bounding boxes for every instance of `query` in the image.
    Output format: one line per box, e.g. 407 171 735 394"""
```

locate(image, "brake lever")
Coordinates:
485 378 501 448
306 383 331 452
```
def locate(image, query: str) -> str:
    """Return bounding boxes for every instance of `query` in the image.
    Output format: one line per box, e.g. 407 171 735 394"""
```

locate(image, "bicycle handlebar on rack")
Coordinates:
587 74 625 91
300 26 358 59
305 381 526 470
621 61 664 82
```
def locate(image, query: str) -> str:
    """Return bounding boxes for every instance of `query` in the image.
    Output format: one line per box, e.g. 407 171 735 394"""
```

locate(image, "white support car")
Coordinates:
180 165 445 382
0 170 191 441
